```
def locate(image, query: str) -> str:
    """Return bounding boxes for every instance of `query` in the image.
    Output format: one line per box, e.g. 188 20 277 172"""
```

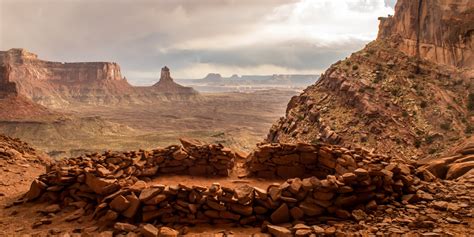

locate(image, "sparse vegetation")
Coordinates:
468 93 474 111
414 139 421 148
466 125 473 134
420 101 427 108
425 135 437 145
428 148 438 154
374 72 384 83
391 87 401 96
440 121 451 131
402 111 409 117
352 65 359 70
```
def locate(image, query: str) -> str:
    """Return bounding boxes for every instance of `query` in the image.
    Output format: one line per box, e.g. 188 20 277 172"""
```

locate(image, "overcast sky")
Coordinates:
0 0 395 85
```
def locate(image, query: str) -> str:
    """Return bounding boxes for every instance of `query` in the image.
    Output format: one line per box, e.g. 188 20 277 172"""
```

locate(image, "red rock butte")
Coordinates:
0 49 199 108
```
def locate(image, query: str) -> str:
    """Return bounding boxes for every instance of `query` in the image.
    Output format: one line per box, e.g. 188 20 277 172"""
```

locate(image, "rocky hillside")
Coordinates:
268 0 474 159
0 49 199 108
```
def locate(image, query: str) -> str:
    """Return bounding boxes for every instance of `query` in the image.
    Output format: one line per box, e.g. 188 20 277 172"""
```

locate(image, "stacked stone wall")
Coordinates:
25 141 420 229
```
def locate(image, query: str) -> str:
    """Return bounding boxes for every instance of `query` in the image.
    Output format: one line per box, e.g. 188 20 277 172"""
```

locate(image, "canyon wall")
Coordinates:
0 64 17 98
378 0 474 68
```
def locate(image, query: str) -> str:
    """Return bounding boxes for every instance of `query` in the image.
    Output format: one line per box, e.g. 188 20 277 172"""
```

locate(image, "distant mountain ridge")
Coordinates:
177 73 319 86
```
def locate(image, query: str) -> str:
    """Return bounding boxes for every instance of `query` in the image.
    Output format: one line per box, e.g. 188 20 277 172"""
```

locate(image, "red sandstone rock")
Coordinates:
270 203 290 224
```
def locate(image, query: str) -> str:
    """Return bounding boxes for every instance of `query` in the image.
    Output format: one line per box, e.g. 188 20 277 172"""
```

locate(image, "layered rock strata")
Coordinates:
0 64 17 98
0 64 55 119
378 0 474 68
0 49 200 108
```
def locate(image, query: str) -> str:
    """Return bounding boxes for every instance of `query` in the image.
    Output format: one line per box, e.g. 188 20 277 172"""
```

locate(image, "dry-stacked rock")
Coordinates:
246 142 401 180
24 140 426 230
29 138 235 198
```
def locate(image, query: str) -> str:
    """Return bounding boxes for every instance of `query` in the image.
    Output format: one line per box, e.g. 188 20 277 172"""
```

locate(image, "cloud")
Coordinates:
0 0 394 84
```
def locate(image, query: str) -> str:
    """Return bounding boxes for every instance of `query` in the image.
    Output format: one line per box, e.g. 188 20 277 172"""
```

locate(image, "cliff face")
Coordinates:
0 49 134 107
378 0 474 68
268 0 473 159
0 49 199 107
0 64 17 98
0 64 55 119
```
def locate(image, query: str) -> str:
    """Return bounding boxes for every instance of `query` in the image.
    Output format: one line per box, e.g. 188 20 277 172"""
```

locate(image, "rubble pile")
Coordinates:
0 134 50 164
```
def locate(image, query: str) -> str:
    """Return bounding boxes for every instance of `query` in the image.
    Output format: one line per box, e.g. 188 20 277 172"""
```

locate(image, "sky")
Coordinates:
0 0 395 85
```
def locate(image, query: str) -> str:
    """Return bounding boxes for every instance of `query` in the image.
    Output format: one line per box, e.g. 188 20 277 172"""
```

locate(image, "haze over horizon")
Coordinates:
0 0 395 85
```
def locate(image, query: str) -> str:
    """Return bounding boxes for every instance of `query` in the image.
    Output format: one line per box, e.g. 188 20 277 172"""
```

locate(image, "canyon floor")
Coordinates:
0 89 298 159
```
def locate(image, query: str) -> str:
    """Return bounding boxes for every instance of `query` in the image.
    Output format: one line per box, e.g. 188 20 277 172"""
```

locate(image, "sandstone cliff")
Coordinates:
268 0 473 159
0 49 134 107
0 64 17 98
378 0 474 68
0 49 199 108
0 64 54 119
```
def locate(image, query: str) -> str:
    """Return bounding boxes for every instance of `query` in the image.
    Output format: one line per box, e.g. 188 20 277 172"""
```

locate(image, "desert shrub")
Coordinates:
402 111 409 117
420 101 427 108
352 65 359 70
468 93 474 111
374 72 384 83
345 61 351 66
465 125 473 134
440 121 451 131
425 135 436 144
391 87 401 96
428 148 438 154
414 139 421 148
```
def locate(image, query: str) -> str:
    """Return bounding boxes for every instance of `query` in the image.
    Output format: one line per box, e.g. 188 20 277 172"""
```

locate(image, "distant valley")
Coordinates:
176 73 319 93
